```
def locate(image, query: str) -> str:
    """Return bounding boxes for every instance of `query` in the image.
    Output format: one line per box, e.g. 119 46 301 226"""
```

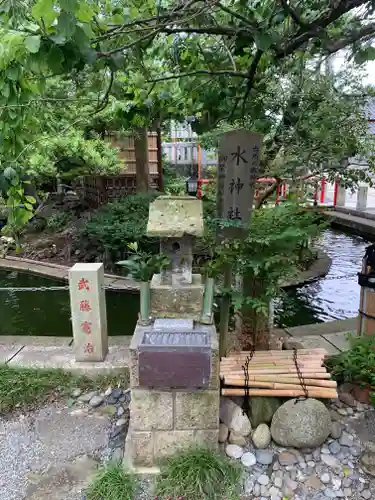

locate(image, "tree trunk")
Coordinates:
134 127 149 192
241 275 270 350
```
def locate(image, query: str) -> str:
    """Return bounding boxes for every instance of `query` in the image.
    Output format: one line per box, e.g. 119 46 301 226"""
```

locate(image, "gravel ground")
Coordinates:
0 404 110 500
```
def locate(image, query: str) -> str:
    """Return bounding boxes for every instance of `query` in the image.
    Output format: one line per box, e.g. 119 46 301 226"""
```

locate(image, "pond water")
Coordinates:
0 228 370 336
275 228 369 327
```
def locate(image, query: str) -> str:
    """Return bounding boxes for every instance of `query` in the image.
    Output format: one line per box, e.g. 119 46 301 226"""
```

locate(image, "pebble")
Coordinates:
339 432 354 447
78 391 97 403
257 474 270 486
278 451 298 466
274 477 282 488
89 395 104 408
362 490 372 499
71 388 82 398
321 454 341 468
332 477 342 490
320 472 331 484
255 449 274 465
325 487 338 498
228 432 247 446
307 460 316 467
115 418 127 427
284 478 298 491
116 406 125 417
329 441 341 455
337 408 348 416
225 444 243 459
241 452 256 467
330 421 343 439
254 484 261 496
351 446 361 457
104 387 112 397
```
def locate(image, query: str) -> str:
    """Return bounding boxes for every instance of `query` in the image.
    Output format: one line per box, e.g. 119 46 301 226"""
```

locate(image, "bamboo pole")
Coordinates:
225 348 327 357
221 388 337 398
221 380 334 391
223 377 337 389
220 361 322 370
222 375 336 387
220 368 328 376
220 371 331 379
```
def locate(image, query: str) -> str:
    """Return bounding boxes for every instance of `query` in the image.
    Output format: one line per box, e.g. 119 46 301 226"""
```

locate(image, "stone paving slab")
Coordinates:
0 344 23 363
0 336 72 346
286 317 357 338
7 345 129 375
291 335 340 355
322 332 352 352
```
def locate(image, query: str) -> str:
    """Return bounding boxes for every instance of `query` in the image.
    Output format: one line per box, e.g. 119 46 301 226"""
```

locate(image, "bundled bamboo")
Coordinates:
220 348 337 399
222 388 338 398
222 375 336 387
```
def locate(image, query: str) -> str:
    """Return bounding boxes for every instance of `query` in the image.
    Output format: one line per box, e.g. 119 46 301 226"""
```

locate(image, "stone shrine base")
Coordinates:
126 321 220 470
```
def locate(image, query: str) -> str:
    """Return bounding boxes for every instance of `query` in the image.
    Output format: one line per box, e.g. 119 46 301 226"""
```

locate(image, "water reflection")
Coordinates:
275 229 369 327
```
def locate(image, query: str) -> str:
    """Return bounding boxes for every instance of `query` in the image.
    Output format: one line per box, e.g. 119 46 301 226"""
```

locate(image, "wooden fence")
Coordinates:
109 132 159 175
79 132 161 207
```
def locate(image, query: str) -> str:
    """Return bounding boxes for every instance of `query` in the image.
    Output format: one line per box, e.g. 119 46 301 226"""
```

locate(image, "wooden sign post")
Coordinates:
217 129 263 356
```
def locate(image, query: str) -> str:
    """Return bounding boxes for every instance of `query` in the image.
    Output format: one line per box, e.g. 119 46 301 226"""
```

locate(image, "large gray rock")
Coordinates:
220 398 251 436
248 396 283 427
270 398 331 449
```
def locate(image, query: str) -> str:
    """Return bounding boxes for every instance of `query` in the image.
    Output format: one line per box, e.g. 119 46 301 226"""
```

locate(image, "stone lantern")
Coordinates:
125 195 220 471
146 195 205 320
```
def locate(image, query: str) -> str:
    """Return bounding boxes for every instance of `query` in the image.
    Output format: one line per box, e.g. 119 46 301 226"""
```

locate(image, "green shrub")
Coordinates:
325 334 375 385
82 192 159 265
154 447 243 500
46 212 70 232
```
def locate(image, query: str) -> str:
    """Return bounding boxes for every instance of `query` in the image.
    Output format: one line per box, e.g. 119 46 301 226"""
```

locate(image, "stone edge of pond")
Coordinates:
0 252 332 292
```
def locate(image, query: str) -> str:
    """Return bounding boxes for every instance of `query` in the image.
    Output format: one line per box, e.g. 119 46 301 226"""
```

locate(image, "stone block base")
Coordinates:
125 427 219 469
125 389 220 468
150 274 204 320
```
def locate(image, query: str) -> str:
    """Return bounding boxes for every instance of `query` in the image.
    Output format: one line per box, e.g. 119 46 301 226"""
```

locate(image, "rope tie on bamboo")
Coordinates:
293 347 309 402
241 346 255 416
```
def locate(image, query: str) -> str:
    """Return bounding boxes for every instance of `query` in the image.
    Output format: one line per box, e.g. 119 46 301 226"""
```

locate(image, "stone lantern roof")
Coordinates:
146 196 204 238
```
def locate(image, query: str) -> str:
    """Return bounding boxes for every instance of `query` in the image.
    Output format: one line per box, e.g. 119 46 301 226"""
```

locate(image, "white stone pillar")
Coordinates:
336 185 346 207
69 263 108 362
356 186 368 211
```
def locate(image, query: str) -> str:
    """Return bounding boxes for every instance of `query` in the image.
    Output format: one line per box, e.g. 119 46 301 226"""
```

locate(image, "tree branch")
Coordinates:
276 0 368 59
254 178 282 209
324 22 375 54
146 69 248 82
279 0 305 27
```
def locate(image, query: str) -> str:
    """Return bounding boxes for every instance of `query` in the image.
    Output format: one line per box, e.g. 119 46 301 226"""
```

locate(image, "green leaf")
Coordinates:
57 11 76 39
254 33 273 51
25 195 36 204
76 2 94 22
6 67 19 81
24 35 41 54
32 0 57 27
47 46 65 74
74 26 89 50
24 202 33 211
59 0 78 13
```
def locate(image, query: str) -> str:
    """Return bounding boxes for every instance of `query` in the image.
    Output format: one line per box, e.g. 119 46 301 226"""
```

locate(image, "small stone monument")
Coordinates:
125 195 220 470
147 196 205 320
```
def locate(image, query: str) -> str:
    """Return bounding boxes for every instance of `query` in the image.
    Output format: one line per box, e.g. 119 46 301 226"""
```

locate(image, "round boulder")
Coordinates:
252 423 271 449
270 398 331 449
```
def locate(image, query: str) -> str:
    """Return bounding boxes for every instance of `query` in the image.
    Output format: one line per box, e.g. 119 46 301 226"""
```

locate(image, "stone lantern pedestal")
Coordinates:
124 196 220 470
125 320 219 469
